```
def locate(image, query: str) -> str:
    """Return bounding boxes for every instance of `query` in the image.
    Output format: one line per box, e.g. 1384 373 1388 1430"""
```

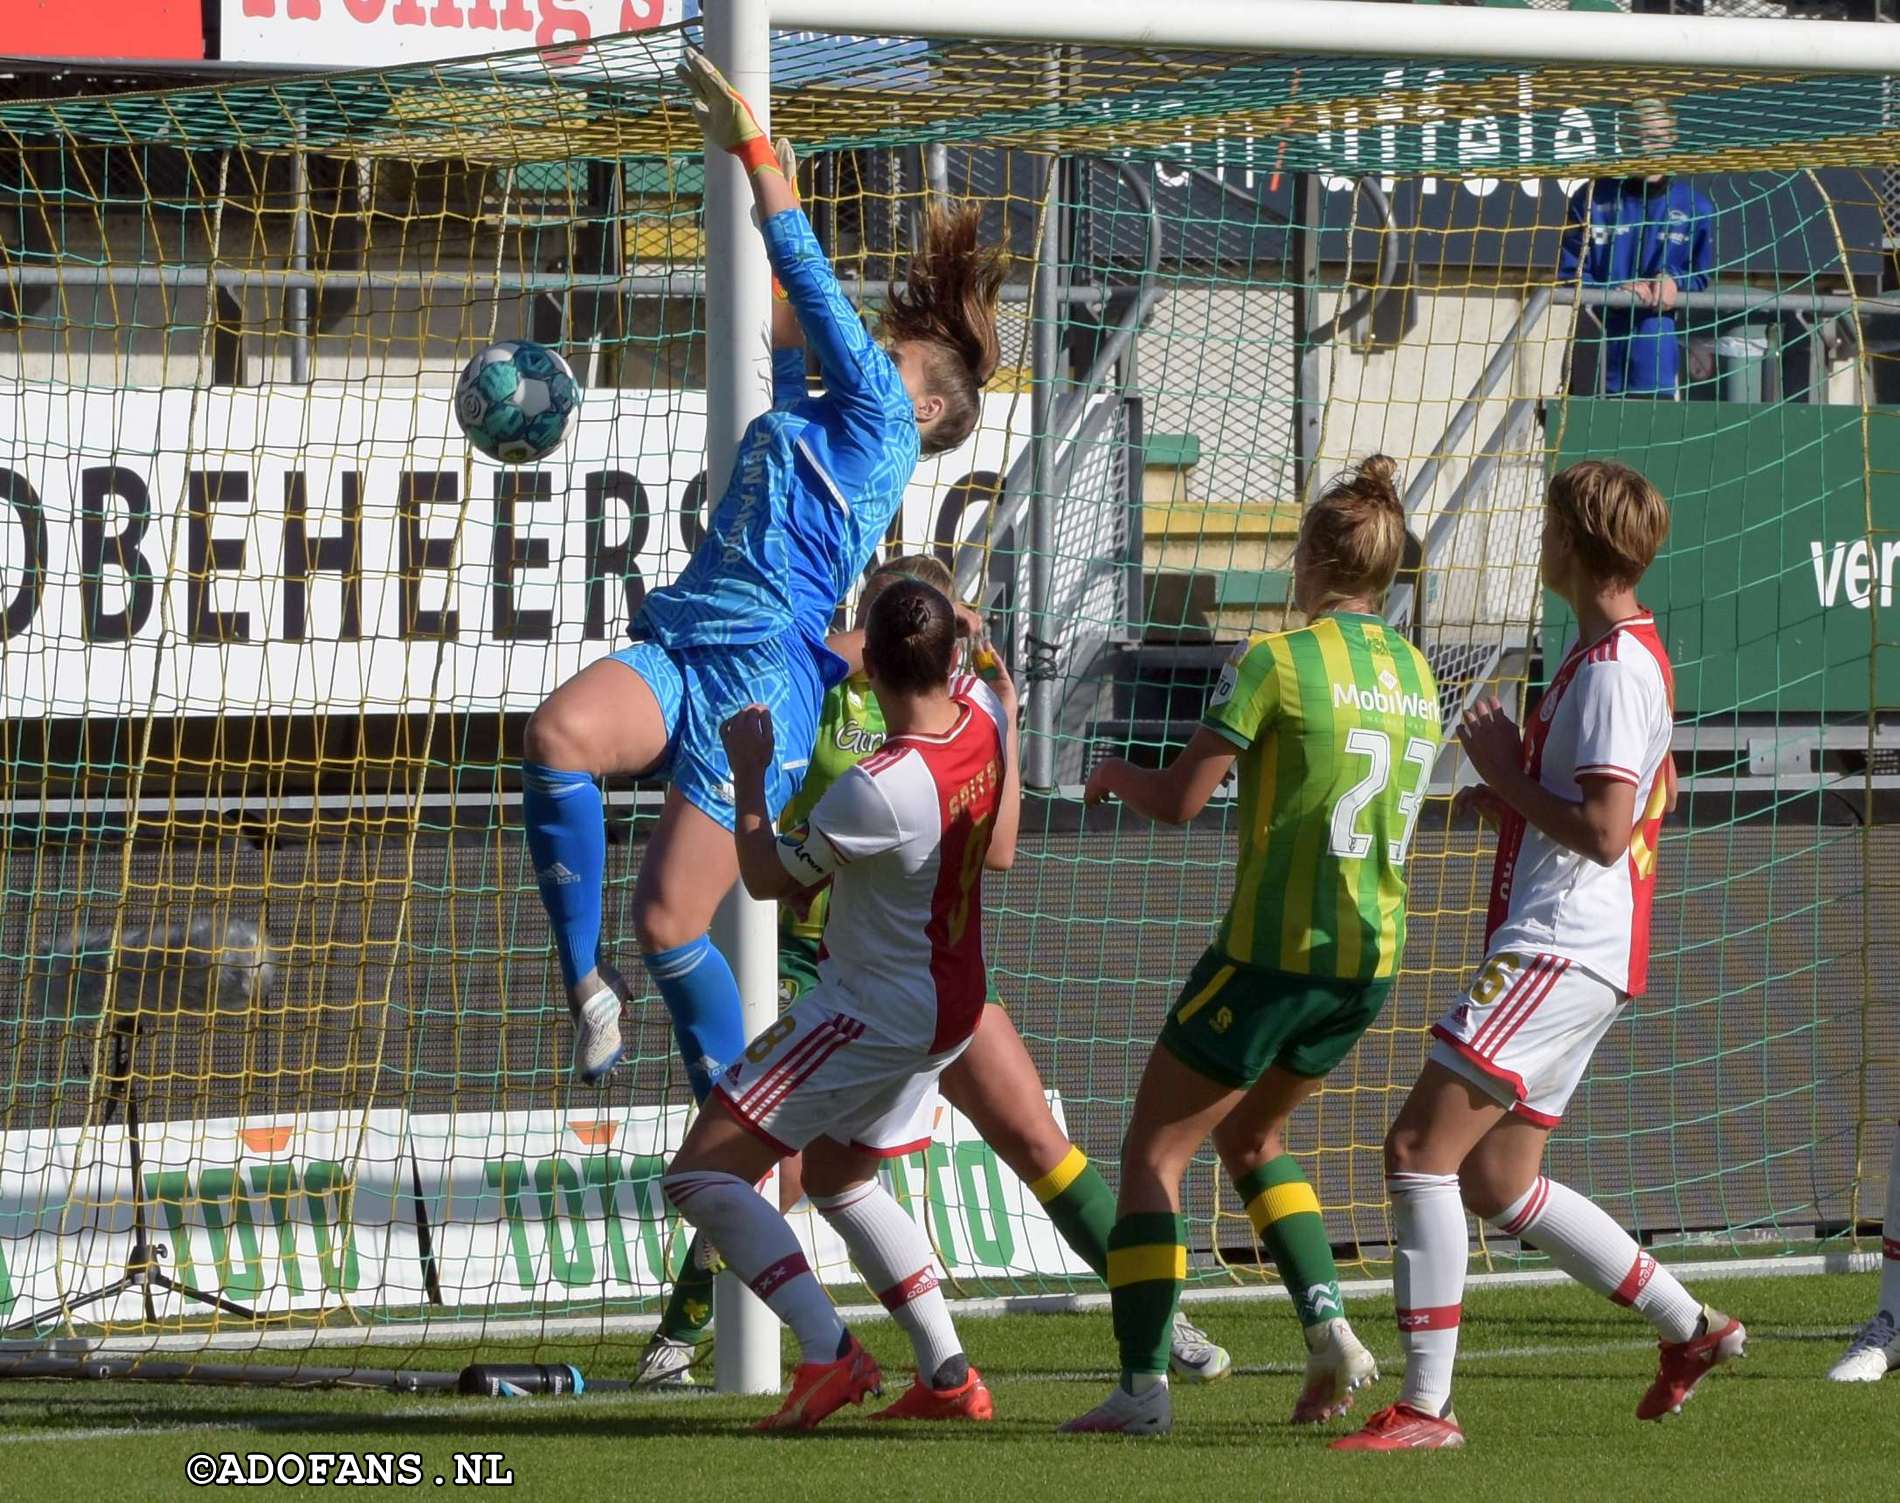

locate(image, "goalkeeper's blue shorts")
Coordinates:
608 637 822 831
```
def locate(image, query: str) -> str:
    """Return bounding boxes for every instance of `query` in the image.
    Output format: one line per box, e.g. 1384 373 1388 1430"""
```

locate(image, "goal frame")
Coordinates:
771 0 1900 73
712 0 1898 1389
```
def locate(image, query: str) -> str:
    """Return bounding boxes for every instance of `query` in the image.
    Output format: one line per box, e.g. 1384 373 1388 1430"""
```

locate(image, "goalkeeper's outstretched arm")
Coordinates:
677 49 887 410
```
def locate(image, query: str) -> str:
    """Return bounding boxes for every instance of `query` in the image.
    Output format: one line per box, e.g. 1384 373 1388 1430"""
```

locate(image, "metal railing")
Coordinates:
953 155 1162 788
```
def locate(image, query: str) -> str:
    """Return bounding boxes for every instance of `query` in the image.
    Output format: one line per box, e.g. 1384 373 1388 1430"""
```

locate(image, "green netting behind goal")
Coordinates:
0 23 1891 1369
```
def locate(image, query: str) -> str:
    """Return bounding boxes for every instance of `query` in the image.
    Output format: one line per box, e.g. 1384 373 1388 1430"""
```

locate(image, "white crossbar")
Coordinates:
771 0 1900 76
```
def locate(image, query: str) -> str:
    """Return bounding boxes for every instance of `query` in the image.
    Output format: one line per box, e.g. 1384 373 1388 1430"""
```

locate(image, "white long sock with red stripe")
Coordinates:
812 1180 964 1386
662 1168 845 1363
1490 1175 1700 1343
1390 1171 1466 1417
1880 1125 1900 1316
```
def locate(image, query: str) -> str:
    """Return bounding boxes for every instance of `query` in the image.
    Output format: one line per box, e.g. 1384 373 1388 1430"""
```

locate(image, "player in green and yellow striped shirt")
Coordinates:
1063 456 1441 1437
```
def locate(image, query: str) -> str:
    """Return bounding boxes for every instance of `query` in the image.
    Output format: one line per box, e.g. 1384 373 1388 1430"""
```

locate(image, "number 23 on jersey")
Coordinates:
1329 728 1436 862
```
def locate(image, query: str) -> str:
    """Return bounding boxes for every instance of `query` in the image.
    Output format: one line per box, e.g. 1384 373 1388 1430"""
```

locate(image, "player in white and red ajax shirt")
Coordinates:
1339 461 1745 1454
771 663 1006 1065
1441 607 1676 1113
664 579 1015 1433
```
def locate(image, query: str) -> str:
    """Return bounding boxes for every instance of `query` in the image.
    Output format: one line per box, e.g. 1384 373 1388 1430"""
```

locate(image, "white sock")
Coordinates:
1491 1174 1701 1344
1390 1171 1466 1417
811 1180 964 1387
1881 1124 1900 1317
663 1169 845 1364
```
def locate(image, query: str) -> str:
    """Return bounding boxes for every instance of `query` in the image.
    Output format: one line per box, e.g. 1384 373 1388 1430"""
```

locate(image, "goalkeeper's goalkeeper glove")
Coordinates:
675 47 779 177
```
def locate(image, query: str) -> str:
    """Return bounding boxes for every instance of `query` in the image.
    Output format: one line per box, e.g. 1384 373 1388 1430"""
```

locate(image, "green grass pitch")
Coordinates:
1 1272 1888 1501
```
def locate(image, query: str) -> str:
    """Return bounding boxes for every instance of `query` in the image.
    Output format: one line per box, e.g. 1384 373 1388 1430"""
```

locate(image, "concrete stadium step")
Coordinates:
1142 482 1303 639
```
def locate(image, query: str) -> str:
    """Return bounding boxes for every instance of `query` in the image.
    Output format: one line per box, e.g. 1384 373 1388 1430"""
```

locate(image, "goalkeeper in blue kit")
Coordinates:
516 51 1005 1109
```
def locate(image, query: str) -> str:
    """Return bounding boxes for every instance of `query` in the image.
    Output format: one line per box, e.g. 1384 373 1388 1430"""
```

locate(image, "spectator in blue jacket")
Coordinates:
1559 100 1714 397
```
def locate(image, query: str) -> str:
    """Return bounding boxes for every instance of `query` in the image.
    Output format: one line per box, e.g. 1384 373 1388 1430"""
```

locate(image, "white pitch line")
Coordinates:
598 1335 1667 1399
0 1416 320 1447
0 1329 1821 1438
0 1338 1668 1439
26 1248 1873 1361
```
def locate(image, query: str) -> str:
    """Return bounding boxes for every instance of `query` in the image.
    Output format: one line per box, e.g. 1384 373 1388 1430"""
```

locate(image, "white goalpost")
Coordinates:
704 0 786 1398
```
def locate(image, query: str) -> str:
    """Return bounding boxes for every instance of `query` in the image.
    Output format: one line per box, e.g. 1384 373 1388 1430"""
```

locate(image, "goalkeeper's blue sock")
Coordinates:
521 762 605 992
645 936 744 1101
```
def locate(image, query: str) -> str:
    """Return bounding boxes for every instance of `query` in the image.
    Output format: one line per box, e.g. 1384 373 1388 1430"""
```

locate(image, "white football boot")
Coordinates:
1060 1379 1173 1436
1829 1309 1900 1382
569 978 625 1085
1291 1317 1380 1423
632 1334 708 1389
1167 1310 1233 1383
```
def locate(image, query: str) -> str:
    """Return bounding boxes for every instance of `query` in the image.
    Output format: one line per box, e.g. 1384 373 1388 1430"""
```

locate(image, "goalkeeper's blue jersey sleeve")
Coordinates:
635 209 919 666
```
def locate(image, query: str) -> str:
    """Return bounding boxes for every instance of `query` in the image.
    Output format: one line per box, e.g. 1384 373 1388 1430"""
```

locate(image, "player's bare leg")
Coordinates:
944 1004 1232 1383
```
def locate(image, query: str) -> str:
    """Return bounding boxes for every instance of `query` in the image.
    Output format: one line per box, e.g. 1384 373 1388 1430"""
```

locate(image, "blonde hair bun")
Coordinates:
1355 453 1401 501
1298 454 1409 610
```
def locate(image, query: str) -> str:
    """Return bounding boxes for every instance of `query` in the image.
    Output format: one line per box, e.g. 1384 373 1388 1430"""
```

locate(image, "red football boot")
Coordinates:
872 1367 994 1421
1636 1307 1746 1421
752 1334 883 1432
1329 1402 1466 1450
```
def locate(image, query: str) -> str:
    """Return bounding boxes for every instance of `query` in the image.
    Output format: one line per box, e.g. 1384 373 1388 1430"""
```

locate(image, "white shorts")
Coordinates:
1428 951 1627 1127
713 989 967 1157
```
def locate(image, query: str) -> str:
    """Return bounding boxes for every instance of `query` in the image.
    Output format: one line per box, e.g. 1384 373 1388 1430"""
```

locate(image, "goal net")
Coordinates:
0 19 1891 1376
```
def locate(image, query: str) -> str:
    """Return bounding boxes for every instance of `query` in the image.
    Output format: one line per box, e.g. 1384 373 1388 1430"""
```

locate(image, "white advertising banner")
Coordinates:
0 382 1029 719
409 1106 693 1303
405 1097 1095 1306
219 1 689 71
0 1111 414 1325
0 1097 1092 1327
218 2 931 82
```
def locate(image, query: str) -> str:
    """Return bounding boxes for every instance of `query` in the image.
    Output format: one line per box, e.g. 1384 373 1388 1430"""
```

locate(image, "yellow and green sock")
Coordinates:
1107 1211 1186 1391
1027 1145 1116 1281
656 1231 721 1345
1236 1155 1342 1329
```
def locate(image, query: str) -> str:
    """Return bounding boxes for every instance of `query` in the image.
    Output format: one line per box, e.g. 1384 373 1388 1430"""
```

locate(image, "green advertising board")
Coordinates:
1546 401 1896 714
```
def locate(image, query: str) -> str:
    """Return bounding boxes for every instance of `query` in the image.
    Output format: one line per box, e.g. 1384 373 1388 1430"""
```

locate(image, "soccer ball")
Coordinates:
454 340 580 464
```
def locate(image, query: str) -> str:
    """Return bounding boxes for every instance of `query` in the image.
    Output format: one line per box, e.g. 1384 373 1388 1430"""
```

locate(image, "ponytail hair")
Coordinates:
882 203 1007 457
1299 455 1408 610
863 577 957 696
